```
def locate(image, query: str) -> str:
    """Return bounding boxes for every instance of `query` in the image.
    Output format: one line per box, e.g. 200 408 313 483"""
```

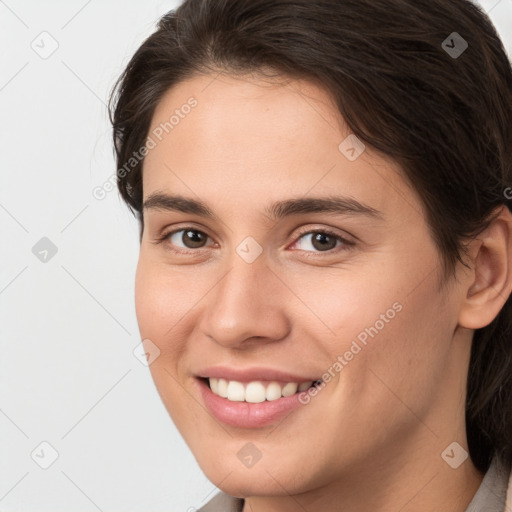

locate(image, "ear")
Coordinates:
458 206 512 330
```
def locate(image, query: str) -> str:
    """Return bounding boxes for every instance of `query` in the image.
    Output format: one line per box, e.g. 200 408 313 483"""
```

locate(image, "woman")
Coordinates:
109 0 512 510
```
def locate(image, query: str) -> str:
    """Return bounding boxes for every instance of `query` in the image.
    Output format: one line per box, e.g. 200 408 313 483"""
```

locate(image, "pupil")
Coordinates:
313 232 336 251
184 230 205 248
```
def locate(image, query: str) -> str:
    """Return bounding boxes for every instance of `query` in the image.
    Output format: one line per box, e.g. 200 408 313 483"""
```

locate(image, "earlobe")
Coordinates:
458 206 512 330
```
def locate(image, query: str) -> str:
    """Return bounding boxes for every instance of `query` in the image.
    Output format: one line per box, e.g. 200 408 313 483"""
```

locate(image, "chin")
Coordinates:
207 470 291 499
195 447 316 498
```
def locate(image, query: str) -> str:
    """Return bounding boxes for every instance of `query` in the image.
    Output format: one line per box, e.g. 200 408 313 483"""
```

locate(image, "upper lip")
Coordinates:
196 366 318 384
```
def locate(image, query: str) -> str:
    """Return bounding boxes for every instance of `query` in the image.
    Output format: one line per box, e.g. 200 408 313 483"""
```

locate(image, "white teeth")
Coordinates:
208 378 314 402
298 381 312 392
281 382 298 397
245 382 266 403
210 377 219 395
227 380 245 401
217 378 228 398
266 382 282 401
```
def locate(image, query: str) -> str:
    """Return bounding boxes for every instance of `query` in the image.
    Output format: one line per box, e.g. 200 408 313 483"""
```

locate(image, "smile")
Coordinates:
208 377 316 403
195 367 322 428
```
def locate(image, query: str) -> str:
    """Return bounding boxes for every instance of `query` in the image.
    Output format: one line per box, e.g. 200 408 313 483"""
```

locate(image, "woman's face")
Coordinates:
136 72 471 497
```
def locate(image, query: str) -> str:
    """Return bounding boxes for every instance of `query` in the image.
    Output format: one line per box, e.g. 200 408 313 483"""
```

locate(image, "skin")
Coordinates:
135 71 512 511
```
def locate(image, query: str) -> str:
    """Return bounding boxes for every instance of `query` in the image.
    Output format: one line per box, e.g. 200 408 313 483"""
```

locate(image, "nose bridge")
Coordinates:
199 247 290 347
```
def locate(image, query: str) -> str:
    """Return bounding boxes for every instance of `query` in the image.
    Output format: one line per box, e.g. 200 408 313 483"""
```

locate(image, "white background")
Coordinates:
1 1 511 510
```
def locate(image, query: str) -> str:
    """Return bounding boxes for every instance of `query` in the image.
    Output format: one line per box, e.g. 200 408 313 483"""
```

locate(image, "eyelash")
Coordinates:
154 226 355 257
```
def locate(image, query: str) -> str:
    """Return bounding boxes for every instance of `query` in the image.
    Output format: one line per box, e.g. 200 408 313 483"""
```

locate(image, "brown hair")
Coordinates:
109 0 512 473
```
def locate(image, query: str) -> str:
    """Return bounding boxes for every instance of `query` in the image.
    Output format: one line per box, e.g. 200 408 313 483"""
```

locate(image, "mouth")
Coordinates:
195 370 323 428
201 377 320 403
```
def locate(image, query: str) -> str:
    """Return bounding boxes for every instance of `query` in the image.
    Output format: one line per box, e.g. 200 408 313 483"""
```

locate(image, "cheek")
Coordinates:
134 255 195 340
134 258 162 337
327 269 455 430
288 265 404 356
134 256 199 428
134 256 189 379
302 252 454 400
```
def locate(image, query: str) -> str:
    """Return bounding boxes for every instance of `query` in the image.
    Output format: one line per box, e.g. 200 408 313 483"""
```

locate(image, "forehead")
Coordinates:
143 72 421 222
148 72 343 161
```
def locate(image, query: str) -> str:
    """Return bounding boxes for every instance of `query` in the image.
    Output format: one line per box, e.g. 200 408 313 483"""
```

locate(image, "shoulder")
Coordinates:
506 466 512 512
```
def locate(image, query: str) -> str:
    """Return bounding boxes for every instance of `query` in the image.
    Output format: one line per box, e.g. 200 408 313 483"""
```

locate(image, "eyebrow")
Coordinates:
142 192 383 221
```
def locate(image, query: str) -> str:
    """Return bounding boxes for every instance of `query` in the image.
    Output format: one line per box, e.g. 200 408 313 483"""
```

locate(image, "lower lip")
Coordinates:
197 378 306 428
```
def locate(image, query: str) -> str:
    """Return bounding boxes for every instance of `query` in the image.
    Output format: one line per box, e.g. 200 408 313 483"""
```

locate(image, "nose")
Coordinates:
198 252 291 349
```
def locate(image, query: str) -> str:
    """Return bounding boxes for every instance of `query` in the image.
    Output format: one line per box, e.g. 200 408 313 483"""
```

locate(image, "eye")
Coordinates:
159 228 213 252
155 226 354 256
290 229 354 254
